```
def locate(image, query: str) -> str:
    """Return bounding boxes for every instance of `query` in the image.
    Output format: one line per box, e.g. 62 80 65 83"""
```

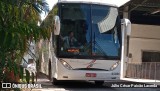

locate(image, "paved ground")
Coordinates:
21 72 160 91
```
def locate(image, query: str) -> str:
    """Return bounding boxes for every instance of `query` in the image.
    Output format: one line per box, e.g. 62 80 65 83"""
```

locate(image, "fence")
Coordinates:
126 62 160 80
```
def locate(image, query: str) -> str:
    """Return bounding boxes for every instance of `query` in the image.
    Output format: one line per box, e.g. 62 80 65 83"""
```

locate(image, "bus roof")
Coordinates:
58 0 118 7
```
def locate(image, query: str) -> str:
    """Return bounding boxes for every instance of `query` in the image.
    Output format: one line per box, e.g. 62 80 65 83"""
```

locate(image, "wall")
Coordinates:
129 24 160 63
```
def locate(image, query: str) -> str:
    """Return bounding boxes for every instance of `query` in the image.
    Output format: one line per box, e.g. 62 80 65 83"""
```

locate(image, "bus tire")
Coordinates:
52 78 59 85
95 81 104 86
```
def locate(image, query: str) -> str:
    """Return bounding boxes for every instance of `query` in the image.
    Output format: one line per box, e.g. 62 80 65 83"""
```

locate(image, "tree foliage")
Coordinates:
0 0 50 82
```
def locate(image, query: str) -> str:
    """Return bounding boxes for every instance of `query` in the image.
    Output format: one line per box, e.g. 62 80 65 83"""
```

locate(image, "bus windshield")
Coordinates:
58 3 121 59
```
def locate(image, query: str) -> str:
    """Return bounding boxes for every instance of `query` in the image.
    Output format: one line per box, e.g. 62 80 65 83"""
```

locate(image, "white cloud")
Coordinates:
46 0 58 10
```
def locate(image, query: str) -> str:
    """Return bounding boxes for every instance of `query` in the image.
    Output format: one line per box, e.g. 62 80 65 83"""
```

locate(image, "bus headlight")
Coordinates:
60 59 73 70
110 61 119 70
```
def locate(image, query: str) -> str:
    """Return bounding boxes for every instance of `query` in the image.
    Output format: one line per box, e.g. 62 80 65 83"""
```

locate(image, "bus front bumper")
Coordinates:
57 69 120 81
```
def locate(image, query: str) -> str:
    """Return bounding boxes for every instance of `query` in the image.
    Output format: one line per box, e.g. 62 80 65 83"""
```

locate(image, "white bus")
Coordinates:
39 0 131 85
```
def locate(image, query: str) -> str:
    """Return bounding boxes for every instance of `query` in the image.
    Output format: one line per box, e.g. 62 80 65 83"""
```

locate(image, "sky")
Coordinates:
41 0 130 20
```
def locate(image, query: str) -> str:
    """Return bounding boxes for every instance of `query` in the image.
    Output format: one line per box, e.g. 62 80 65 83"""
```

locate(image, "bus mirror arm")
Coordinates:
121 18 131 58
54 15 61 35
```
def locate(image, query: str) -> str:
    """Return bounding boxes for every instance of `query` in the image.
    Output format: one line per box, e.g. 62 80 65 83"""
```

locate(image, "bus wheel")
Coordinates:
52 78 59 85
95 81 104 86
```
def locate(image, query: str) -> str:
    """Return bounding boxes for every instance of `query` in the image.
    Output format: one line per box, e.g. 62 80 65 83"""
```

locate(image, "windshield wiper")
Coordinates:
74 68 109 71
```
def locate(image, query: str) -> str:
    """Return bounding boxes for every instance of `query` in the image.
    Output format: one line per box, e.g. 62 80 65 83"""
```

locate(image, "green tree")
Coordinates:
0 0 50 82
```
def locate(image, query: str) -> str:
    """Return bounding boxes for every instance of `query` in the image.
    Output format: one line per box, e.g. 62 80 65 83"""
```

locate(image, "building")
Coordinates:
119 0 160 84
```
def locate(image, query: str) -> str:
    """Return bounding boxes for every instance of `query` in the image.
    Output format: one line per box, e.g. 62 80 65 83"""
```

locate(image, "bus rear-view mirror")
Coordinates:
54 15 60 35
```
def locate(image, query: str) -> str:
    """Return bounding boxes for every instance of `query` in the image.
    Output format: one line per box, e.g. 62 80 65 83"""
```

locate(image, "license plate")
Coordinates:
86 73 96 77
